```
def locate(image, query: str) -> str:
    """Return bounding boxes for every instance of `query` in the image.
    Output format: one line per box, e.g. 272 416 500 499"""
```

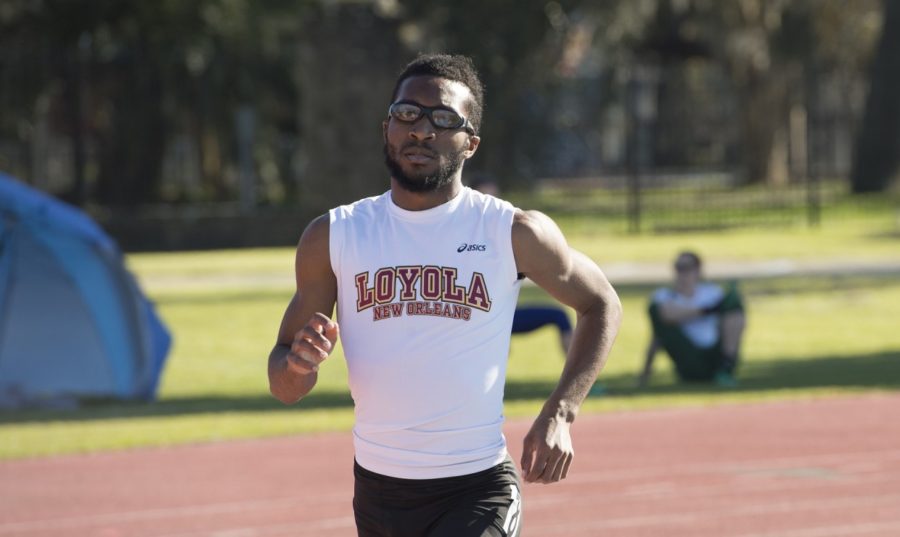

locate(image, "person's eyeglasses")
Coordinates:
674 263 697 273
388 102 476 134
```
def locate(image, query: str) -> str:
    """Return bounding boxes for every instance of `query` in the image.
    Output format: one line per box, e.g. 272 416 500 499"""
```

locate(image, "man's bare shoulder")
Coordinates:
512 208 564 249
296 213 331 262
512 207 548 225
301 213 330 242
511 208 570 277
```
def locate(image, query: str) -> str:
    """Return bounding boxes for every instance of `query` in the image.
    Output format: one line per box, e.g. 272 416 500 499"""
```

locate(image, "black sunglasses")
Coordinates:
388 102 476 134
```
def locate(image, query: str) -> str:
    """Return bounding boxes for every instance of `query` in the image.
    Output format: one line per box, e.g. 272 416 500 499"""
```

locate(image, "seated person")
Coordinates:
512 304 572 355
638 251 746 387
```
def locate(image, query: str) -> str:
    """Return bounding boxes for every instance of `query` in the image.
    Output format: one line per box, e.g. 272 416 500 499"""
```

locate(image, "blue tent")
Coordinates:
0 172 171 406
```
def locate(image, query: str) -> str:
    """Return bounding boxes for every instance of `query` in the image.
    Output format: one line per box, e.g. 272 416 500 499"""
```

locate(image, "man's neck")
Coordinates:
390 177 464 211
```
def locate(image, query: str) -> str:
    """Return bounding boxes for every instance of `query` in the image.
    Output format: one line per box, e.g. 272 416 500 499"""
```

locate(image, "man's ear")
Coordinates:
464 135 481 159
382 120 389 143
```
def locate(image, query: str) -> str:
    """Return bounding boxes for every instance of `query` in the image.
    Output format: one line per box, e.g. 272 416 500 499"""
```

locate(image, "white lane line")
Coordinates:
527 466 900 509
732 520 900 537
4 449 899 535
569 448 900 485
5 449 898 534
0 492 348 534
154 516 356 537
527 492 900 534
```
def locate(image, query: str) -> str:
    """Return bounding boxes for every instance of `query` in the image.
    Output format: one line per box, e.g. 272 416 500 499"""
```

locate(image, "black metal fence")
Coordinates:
523 173 897 235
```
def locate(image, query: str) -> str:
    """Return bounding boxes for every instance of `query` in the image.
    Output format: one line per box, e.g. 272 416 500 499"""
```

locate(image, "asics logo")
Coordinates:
457 243 487 253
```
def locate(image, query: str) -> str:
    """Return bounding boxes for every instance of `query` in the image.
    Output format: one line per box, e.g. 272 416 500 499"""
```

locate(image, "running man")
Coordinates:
268 54 622 537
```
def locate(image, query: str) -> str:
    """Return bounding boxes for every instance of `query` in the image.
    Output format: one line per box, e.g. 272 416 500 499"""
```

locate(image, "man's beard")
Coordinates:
384 142 466 193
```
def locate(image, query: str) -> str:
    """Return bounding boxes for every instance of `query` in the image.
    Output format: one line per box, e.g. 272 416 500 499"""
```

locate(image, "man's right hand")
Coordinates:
286 313 340 375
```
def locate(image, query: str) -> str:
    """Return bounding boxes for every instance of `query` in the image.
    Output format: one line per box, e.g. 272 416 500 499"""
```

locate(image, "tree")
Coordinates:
412 1 611 186
292 3 405 214
589 0 880 185
852 0 900 193
0 0 306 207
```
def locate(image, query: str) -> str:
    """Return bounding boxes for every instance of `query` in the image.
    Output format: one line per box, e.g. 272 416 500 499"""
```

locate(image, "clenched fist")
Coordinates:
286 312 340 375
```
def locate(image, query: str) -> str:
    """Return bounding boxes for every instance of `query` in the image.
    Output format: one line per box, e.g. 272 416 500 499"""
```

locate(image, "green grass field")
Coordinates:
2 197 899 459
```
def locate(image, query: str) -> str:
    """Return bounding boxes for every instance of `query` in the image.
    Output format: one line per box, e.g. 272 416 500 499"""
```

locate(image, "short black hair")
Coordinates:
391 54 485 134
676 251 702 269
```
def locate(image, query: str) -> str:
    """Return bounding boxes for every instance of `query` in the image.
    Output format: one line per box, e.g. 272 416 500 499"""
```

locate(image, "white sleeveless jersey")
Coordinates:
329 187 522 479
652 283 724 349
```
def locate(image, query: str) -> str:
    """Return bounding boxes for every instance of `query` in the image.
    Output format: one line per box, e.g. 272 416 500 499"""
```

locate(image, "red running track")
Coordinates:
2 394 899 537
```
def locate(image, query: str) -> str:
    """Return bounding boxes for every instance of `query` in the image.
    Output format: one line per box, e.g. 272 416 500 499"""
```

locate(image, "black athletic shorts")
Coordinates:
353 457 522 537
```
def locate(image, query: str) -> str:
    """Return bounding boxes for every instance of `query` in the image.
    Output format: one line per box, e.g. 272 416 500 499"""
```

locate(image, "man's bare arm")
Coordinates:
513 209 623 483
268 214 339 404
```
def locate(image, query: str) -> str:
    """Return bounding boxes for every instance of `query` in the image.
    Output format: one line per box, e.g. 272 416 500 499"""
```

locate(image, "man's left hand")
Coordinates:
521 413 574 484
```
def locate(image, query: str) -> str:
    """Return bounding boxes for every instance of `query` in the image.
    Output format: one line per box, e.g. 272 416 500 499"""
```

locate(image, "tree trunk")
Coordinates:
62 39 89 206
95 32 166 206
294 5 405 215
851 0 900 193
736 70 790 185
